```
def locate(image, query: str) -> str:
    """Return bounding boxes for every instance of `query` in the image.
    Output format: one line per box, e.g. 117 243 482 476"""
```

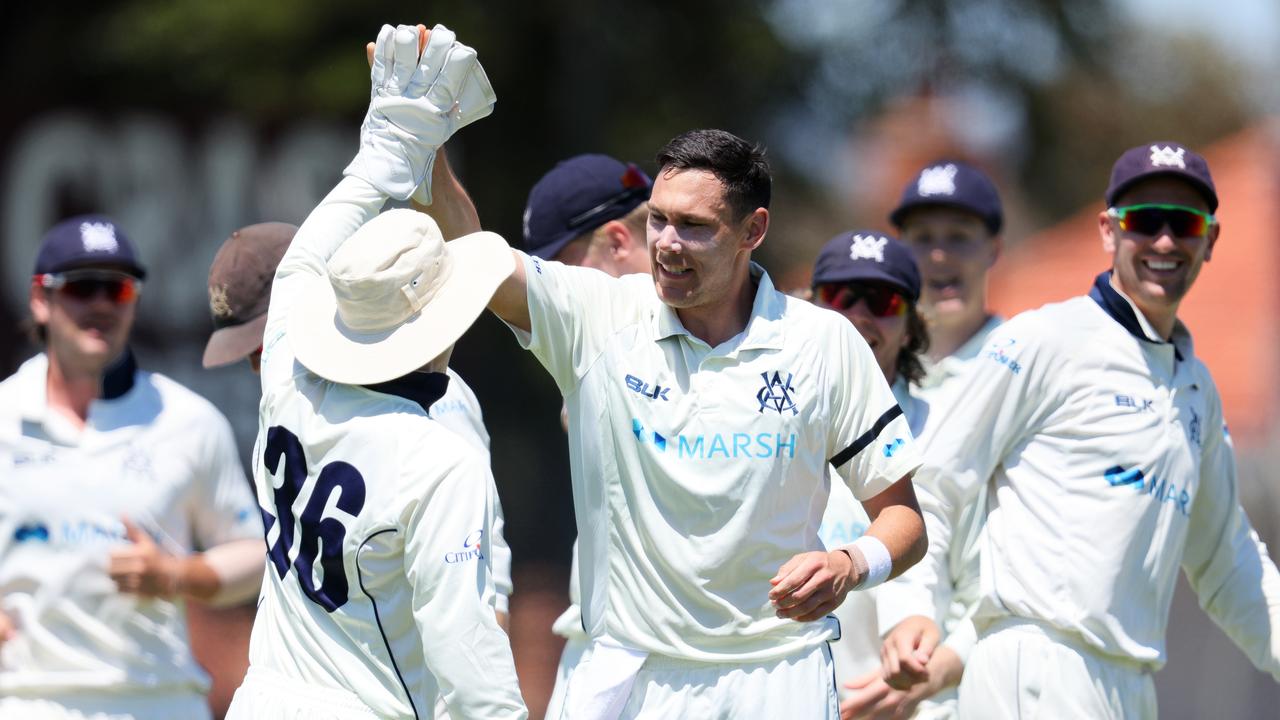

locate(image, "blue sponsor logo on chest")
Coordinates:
1103 465 1190 517
632 419 796 460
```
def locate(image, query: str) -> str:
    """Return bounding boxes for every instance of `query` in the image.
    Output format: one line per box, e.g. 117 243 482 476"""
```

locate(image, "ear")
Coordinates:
1204 220 1221 262
987 233 1003 269
1098 210 1118 254
602 220 634 260
29 278 51 325
741 208 769 251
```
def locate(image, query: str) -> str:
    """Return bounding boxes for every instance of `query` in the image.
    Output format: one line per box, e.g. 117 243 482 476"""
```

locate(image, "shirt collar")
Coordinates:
17 348 138 422
362 371 451 412
919 315 1003 390
1088 271 1191 361
651 262 785 351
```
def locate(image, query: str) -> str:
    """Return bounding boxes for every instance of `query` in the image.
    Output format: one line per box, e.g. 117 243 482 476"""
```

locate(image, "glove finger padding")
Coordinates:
370 25 396 92
386 24 421 94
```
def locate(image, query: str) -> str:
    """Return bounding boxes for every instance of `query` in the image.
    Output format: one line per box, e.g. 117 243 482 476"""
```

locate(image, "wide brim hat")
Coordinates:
289 210 514 385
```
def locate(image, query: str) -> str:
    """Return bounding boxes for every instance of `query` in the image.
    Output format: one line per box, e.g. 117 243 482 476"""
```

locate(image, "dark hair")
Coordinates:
897 303 930 386
655 129 771 218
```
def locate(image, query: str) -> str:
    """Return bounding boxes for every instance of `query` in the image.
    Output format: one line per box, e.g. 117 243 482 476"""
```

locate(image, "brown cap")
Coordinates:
203 222 297 368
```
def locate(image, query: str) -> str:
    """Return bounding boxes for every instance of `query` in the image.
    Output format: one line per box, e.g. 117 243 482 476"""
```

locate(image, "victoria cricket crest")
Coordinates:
757 371 798 415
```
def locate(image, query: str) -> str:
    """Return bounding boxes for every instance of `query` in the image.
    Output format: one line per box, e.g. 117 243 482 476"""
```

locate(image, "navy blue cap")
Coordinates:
812 230 920 302
523 154 652 260
34 214 146 279
1106 142 1217 213
889 160 1003 235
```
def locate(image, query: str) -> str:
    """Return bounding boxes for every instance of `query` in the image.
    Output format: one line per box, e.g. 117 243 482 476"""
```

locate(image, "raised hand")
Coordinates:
344 23 497 204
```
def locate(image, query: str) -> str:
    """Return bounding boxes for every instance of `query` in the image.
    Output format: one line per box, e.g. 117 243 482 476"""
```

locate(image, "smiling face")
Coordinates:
815 282 910 383
1100 176 1218 324
646 168 766 312
897 207 998 330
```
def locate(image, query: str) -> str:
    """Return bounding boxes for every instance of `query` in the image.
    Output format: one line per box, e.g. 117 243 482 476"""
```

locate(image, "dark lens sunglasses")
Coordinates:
1107 203 1214 238
814 283 906 318
36 272 141 304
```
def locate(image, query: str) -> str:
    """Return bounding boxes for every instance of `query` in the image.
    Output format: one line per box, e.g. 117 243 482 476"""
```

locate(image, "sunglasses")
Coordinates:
36 271 141 304
815 283 907 318
565 164 652 231
1107 204 1215 238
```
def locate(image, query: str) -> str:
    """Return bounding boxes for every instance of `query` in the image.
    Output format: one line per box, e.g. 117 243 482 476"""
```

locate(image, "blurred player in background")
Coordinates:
203 217 515 720
0 215 264 720
806 231 936 720
225 24 526 719
886 143 1280 718
855 161 1007 719
518 153 653 720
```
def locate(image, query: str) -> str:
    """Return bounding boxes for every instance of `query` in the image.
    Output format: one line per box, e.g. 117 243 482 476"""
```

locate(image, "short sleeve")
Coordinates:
190 409 263 550
826 320 921 501
505 252 637 396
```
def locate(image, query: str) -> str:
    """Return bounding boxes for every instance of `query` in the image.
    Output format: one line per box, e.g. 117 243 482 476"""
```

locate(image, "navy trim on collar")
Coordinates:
1088 271 1182 361
101 348 137 400
362 372 450 413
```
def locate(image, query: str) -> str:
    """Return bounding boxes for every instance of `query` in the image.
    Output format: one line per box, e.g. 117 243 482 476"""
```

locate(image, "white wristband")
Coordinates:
851 535 893 589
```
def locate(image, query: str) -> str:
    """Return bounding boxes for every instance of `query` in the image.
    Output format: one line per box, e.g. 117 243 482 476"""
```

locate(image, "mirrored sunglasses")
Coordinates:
814 283 906 317
36 271 141 304
1108 203 1214 238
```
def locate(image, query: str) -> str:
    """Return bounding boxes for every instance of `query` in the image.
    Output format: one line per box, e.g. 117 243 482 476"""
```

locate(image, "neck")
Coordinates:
45 351 112 428
927 310 992 360
676 265 756 348
1109 273 1176 340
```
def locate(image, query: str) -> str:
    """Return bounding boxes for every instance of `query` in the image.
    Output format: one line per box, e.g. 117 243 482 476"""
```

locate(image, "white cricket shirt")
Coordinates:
916 271 1280 675
432 367 513 612
245 177 526 719
876 316 1004 662
0 351 261 699
824 378 928 684
508 252 920 662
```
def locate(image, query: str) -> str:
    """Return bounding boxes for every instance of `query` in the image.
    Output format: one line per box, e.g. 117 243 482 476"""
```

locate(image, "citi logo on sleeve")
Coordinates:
756 371 798 415
444 529 485 564
984 338 1022 375
625 373 671 401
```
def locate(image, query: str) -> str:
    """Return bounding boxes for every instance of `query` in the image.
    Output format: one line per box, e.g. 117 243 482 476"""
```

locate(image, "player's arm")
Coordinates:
1182 396 1280 680
881 320 1063 688
405 450 527 719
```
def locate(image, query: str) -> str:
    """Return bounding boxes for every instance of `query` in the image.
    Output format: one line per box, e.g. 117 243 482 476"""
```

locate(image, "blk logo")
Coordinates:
757 371 798 415
626 374 670 401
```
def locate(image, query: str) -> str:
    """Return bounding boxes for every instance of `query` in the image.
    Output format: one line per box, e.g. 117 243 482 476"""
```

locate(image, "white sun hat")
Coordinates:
289 208 514 385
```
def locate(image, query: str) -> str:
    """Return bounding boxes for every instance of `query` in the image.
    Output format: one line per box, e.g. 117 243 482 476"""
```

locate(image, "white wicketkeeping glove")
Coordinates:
343 23 497 204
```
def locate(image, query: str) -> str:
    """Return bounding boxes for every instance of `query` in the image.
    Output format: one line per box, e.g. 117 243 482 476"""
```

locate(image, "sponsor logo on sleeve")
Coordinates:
444 529 485 564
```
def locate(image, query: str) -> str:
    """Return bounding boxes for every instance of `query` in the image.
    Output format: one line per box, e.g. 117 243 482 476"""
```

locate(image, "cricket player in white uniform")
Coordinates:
201 220 515 720
224 24 526 720
516 153 655 720
863 161 1009 718
475 128 928 718
806 231 932 720
0 215 265 719
892 142 1280 719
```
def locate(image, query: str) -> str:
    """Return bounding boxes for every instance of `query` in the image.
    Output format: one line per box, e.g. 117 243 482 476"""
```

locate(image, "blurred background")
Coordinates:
3 0 1278 717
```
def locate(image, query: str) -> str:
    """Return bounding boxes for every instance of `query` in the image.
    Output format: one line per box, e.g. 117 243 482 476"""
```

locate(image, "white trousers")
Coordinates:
958 619 1156 720
225 667 381 720
0 692 210 720
583 643 839 720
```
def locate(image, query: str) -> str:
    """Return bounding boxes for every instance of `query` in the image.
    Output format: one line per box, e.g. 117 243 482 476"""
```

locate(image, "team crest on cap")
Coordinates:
80 221 119 253
209 285 232 318
917 164 958 196
1149 145 1186 169
849 234 888 263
